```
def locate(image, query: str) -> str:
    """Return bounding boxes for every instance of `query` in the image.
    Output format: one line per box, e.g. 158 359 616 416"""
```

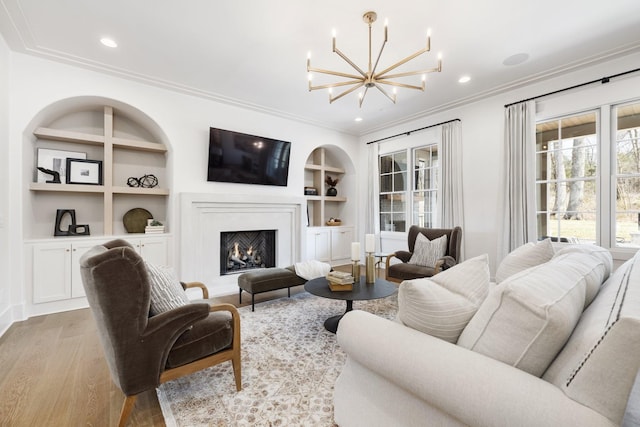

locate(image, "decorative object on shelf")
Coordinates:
54 209 90 236
145 219 165 234
326 217 342 226
123 208 153 233
126 174 159 188
325 175 339 196
304 187 318 195
66 158 103 185
307 10 442 107
36 167 61 183
37 148 86 184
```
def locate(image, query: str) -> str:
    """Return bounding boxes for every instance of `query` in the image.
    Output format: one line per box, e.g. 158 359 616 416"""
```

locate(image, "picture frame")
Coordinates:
66 158 103 185
37 148 87 183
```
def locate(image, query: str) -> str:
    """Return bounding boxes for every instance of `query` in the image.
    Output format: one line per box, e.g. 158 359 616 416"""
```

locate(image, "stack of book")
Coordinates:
326 270 355 292
145 222 165 234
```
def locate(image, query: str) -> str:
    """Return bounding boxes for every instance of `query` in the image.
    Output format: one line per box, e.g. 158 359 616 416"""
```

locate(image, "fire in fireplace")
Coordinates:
220 230 276 275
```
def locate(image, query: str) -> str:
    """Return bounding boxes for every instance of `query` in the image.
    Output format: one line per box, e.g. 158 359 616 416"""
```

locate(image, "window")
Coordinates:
413 146 439 227
614 102 640 248
534 100 640 250
379 151 407 232
535 112 598 244
379 145 439 232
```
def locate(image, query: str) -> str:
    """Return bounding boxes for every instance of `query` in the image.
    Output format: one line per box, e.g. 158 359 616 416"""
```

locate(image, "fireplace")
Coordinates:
220 230 276 275
180 193 305 297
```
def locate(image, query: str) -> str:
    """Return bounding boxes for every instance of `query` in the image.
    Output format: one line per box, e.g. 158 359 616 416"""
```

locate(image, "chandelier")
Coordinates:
307 11 442 107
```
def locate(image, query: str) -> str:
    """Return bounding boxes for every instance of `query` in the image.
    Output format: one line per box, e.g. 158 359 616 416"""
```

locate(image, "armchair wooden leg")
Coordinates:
118 395 137 427
232 353 242 391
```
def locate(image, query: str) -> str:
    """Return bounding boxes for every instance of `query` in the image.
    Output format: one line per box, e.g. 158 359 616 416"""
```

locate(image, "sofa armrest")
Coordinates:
337 311 615 427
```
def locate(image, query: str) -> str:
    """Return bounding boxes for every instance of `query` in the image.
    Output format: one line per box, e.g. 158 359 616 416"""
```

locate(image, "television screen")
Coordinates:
207 127 291 186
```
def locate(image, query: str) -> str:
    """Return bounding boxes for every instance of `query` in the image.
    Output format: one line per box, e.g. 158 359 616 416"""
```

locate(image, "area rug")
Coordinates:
157 291 398 426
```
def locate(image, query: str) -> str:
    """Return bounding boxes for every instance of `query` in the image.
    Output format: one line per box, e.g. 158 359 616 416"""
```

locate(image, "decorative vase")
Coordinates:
326 187 337 196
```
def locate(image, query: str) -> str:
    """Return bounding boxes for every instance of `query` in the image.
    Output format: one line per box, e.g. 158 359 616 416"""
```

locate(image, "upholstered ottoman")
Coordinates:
238 266 306 311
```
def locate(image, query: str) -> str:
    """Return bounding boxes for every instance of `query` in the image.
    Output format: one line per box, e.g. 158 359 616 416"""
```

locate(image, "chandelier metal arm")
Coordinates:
358 86 370 107
307 65 362 81
330 82 365 104
333 46 368 78
309 79 363 92
373 83 397 104
376 80 425 91
379 66 441 80
374 45 431 79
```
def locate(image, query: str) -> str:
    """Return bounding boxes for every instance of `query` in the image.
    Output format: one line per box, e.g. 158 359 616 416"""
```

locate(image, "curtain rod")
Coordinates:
504 67 640 108
366 118 461 145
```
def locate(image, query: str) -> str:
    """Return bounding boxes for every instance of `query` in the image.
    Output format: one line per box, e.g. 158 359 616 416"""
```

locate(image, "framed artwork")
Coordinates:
66 158 103 185
37 148 87 183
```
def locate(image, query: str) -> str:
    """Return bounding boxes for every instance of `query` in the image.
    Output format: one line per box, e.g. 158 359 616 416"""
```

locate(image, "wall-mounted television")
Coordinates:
207 127 291 186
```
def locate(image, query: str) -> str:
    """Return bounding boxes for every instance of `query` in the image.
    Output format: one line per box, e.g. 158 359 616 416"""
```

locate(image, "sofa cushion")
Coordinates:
495 238 554 284
542 252 640 425
146 262 190 315
408 233 447 268
458 253 588 376
553 245 612 307
397 254 490 343
552 249 608 308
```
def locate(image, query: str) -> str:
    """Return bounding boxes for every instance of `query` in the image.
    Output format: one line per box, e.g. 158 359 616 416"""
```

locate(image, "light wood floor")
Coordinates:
0 284 317 426
0 265 363 426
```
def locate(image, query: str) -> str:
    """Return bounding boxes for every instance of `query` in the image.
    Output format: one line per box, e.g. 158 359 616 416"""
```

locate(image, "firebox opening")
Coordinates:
220 230 276 275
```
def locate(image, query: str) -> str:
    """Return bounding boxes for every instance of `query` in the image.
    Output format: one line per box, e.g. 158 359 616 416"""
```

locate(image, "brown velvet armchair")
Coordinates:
79 239 241 427
385 225 462 283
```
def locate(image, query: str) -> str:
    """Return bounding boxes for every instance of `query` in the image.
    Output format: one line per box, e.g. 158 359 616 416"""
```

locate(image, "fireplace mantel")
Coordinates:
180 193 306 296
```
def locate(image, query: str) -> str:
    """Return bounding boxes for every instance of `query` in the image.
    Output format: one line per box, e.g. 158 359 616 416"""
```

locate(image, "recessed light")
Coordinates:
458 76 471 83
355 117 363 122
100 37 117 48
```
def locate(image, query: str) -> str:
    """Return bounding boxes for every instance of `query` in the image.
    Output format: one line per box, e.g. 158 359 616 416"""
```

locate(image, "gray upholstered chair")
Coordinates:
79 239 241 427
385 225 462 283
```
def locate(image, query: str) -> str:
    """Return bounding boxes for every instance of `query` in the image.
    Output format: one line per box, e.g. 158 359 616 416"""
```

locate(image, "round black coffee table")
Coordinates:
304 275 397 333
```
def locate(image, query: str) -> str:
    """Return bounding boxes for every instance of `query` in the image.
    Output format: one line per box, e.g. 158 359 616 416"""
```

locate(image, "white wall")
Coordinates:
7 51 360 323
0 33 11 334
358 51 640 275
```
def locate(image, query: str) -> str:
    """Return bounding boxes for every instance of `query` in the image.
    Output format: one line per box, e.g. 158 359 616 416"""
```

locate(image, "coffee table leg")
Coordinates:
323 300 353 333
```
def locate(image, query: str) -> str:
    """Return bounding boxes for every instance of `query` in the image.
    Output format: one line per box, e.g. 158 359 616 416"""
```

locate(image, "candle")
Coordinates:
351 242 360 261
365 234 375 253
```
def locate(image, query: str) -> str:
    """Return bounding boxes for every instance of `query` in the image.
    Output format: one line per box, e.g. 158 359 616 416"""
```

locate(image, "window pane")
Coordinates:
380 174 392 192
394 152 407 171
616 212 640 247
380 155 393 174
393 172 406 192
379 194 391 212
414 148 431 168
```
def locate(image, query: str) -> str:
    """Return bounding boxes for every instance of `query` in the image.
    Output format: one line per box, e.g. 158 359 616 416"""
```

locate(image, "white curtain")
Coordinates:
366 142 380 248
440 121 465 259
498 101 536 261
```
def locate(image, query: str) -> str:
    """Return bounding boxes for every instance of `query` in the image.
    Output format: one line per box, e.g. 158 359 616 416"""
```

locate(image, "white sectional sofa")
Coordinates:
334 244 640 427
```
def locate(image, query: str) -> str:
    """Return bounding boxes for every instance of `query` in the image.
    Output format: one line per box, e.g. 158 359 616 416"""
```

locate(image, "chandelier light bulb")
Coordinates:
308 73 313 82
421 74 426 82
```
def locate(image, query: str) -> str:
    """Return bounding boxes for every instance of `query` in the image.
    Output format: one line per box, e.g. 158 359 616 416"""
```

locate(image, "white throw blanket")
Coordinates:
294 260 331 280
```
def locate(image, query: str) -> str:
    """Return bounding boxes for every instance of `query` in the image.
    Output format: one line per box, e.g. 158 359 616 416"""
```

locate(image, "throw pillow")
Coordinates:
495 238 554 284
146 262 190 315
408 233 448 268
398 254 490 343
457 255 587 377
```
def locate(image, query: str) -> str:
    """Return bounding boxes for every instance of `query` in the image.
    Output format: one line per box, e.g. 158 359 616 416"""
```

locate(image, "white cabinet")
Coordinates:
330 227 354 262
306 228 330 262
32 235 169 304
33 242 73 303
306 226 354 265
